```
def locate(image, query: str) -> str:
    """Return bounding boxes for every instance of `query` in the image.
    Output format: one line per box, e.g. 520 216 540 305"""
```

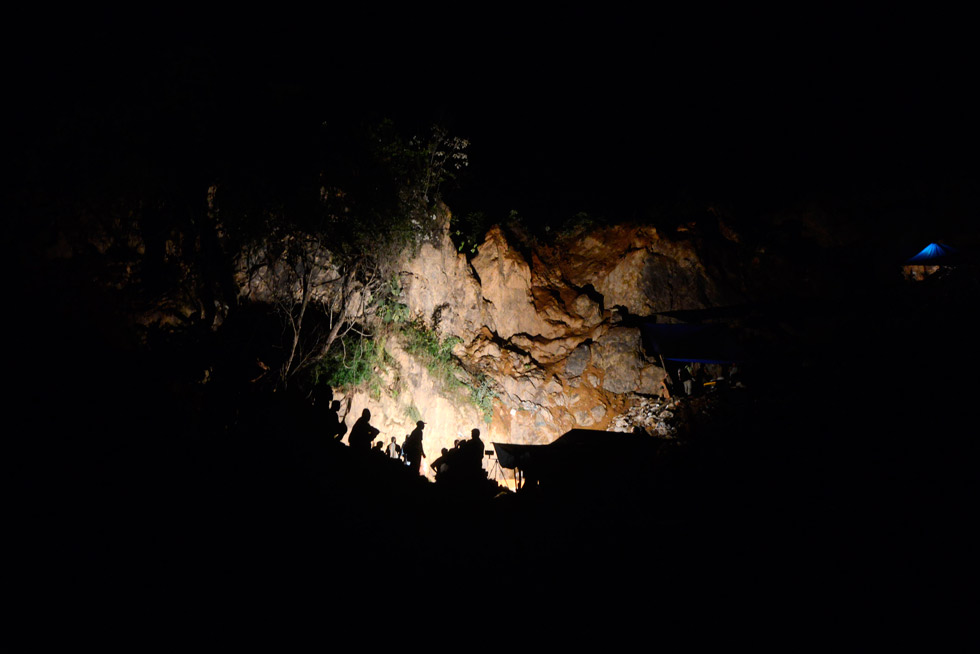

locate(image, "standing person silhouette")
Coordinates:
386 436 401 460
403 420 427 475
680 363 694 396
324 400 346 441
466 428 485 473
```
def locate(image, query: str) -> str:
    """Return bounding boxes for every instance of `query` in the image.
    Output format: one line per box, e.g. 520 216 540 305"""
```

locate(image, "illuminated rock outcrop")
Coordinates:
337 211 739 467
66 193 739 472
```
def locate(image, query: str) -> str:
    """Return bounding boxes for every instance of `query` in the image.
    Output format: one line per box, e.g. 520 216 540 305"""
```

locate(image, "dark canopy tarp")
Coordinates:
905 242 960 265
493 429 670 491
641 323 747 364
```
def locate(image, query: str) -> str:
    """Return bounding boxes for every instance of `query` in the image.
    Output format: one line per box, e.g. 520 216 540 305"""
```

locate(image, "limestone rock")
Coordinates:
470 226 604 348
401 231 489 340
564 342 591 378
638 364 668 395
574 408 596 427
593 327 646 394
470 227 551 340
387 219 739 447
554 224 739 314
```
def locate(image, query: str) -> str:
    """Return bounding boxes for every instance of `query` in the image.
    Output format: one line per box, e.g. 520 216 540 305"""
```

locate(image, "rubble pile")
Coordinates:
610 395 683 437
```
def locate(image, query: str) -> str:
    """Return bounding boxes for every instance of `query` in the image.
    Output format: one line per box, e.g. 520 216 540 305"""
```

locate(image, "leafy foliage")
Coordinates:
556 211 608 239
399 321 497 424
450 210 492 257
400 320 464 394
375 275 410 325
468 374 498 424
365 120 470 249
315 316 496 424
216 119 470 389
404 404 421 423
313 334 390 399
268 119 494 416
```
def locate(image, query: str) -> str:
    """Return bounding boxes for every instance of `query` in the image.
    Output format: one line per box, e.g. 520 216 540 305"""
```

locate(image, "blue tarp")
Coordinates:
906 243 959 265
641 323 746 364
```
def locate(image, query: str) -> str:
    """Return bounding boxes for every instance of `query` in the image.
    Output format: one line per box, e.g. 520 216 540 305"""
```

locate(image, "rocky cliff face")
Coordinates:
337 212 745 476
40 193 749 478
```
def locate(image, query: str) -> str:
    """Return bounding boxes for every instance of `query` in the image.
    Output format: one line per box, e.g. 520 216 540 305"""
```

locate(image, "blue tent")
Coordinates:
906 243 959 265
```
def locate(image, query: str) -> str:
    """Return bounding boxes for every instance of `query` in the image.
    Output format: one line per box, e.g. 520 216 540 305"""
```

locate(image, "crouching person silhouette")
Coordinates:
348 408 380 451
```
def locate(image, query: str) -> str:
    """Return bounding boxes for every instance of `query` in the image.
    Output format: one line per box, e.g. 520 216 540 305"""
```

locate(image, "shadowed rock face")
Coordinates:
592 327 647 394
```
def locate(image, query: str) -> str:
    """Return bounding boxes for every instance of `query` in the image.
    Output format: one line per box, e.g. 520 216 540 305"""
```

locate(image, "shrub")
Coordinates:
405 404 421 423
450 210 491 257
313 334 389 393
468 374 497 424
312 319 496 424
400 320 464 393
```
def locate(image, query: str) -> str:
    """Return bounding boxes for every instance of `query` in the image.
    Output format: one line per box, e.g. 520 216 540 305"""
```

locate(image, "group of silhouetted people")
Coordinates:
430 428 485 485
313 389 489 482
318 394 429 475
363 418 427 474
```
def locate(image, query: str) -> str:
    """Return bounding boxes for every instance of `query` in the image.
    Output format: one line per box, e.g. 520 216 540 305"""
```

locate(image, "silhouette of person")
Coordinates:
431 447 451 479
400 435 410 463
693 362 705 395
680 363 694 396
324 400 346 441
466 428 485 472
403 420 427 474
348 408 380 451
386 436 401 460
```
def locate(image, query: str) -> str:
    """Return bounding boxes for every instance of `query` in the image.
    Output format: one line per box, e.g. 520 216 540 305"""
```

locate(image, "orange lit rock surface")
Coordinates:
342 215 733 465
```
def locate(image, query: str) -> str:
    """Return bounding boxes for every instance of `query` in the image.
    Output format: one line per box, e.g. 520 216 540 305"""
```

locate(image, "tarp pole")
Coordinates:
658 352 677 395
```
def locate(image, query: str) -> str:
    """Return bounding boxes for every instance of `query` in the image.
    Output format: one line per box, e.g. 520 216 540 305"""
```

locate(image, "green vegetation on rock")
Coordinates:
313 316 496 424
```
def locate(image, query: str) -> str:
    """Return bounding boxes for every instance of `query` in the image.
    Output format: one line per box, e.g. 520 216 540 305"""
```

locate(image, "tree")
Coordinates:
228 120 469 389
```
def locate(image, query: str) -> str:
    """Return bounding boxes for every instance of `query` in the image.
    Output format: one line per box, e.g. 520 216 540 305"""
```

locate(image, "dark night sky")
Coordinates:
10 7 979 245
